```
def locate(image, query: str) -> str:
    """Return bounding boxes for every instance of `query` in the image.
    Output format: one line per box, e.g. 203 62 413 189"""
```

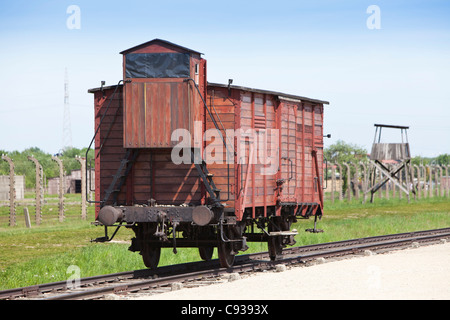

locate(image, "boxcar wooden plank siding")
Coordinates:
90 55 328 221
122 39 205 150
205 87 237 208
87 39 332 270
93 88 125 216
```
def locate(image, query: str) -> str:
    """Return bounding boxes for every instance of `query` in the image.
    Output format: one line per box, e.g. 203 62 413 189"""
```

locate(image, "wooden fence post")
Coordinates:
1 155 16 226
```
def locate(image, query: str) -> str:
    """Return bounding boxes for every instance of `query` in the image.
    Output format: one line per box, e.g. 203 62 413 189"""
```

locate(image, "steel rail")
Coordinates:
1 228 449 300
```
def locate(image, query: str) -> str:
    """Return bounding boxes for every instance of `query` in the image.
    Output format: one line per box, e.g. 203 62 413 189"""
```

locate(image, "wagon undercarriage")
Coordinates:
94 203 320 268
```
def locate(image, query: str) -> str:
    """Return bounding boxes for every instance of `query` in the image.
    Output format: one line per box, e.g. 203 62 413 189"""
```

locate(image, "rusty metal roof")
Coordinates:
88 84 122 93
89 83 330 105
120 39 203 55
208 82 330 105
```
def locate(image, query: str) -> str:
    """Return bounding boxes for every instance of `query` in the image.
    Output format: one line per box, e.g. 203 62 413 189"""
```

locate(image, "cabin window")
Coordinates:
125 53 190 78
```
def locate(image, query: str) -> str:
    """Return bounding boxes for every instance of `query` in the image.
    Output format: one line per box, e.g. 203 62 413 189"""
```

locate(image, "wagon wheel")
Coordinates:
198 226 215 261
218 225 236 268
141 243 161 269
137 223 162 269
199 246 214 261
268 217 290 261
218 240 235 268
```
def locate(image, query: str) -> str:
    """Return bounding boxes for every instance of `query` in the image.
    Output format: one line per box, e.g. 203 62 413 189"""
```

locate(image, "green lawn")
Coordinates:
0 194 449 290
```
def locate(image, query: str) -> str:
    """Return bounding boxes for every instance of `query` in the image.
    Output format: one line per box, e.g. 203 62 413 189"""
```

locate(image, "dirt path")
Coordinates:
132 241 450 300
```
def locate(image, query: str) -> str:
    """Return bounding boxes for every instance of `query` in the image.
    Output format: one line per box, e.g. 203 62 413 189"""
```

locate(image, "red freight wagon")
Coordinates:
88 39 329 268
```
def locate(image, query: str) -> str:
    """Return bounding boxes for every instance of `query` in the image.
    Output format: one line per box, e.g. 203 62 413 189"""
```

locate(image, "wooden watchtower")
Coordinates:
364 124 416 203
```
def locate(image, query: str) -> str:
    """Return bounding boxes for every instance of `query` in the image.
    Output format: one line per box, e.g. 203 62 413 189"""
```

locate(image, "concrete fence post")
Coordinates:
420 165 427 198
51 156 65 222
27 156 43 225
378 166 382 199
1 155 16 226
330 164 336 204
434 166 439 197
360 161 367 195
343 163 351 202
392 164 396 198
414 164 421 199
426 165 432 198
352 162 360 200
444 165 450 198
385 164 390 200
336 163 343 202
75 156 87 220
24 207 31 228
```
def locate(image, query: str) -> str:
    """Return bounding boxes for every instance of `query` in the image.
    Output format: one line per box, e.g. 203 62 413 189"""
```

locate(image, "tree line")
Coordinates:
1 141 448 190
0 147 94 189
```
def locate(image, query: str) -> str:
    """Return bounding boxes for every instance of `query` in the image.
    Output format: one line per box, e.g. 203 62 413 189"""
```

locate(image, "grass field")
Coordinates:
0 194 449 290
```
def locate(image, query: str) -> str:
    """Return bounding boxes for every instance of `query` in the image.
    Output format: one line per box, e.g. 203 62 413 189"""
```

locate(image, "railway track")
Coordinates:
1 227 449 300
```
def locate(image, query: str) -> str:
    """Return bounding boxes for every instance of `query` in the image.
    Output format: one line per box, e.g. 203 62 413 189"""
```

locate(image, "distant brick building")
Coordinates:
0 175 25 200
47 169 95 194
442 176 450 189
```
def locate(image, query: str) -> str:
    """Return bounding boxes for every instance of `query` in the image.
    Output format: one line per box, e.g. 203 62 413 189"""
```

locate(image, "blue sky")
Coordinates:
0 0 449 157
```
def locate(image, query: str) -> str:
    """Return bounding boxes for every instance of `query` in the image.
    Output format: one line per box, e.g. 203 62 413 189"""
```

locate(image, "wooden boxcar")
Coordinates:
88 39 329 268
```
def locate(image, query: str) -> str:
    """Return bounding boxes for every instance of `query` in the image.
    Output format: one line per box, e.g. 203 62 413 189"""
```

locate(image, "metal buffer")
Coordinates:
364 124 416 203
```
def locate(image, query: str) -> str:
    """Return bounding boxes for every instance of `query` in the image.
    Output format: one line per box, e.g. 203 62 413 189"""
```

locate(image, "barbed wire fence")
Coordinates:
325 162 450 203
2 157 449 227
0 156 92 227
